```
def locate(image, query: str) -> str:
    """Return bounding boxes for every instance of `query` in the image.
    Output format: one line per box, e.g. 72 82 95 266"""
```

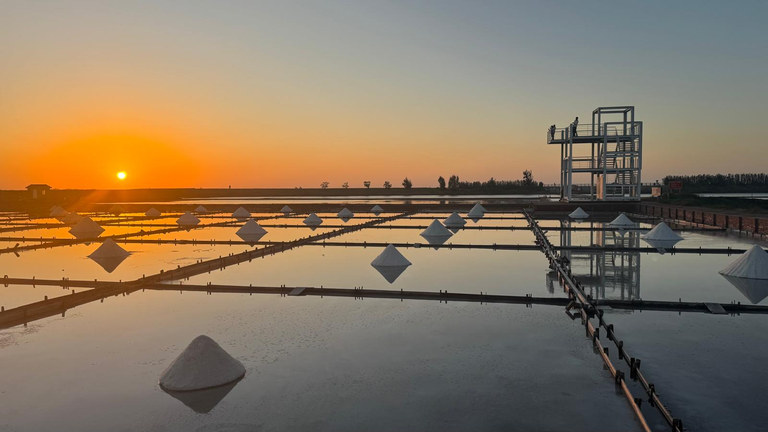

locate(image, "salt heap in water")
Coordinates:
420 219 453 246
109 204 126 216
88 238 131 272
236 219 268 243
337 207 354 219
720 245 768 280
159 335 246 391
176 211 201 227
608 213 635 228
280 205 293 215
145 208 162 217
467 203 486 218
69 217 105 239
195 205 208 213
303 213 323 227
61 212 83 225
641 222 683 253
719 245 768 304
232 207 250 219
371 244 412 283
50 206 69 218
371 205 384 216
443 212 466 228
569 207 589 219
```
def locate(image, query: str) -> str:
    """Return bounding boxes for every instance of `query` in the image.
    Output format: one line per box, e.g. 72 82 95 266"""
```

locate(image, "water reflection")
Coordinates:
721 275 768 305
559 220 641 300
162 378 242 414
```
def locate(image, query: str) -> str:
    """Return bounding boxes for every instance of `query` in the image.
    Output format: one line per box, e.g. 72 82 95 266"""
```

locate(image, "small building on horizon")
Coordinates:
26 184 52 200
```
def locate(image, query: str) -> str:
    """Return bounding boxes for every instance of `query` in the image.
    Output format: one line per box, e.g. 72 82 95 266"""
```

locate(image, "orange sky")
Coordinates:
1 1 765 190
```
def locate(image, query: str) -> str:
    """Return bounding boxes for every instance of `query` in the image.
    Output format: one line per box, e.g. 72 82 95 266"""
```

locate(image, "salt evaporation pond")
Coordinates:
0 293 641 432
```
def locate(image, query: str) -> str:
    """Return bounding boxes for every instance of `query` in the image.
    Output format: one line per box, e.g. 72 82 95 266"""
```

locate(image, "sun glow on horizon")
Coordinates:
117 171 127 180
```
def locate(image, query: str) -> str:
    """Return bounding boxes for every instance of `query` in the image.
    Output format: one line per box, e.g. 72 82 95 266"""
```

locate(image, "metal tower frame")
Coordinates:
547 106 643 201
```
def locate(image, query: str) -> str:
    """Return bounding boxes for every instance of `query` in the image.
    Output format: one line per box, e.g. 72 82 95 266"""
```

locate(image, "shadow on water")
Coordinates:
162 377 243 414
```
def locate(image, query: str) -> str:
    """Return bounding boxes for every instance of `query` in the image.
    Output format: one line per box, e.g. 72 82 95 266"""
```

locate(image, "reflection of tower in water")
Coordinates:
556 220 641 300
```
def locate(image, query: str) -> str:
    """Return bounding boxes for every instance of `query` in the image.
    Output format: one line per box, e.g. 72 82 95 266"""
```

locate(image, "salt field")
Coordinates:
2 204 768 431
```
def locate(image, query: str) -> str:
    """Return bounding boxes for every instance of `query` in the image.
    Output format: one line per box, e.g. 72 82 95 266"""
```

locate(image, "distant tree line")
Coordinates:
663 173 768 187
438 171 543 190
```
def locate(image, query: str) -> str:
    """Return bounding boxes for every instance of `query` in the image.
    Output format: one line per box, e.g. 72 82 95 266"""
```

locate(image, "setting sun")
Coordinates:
117 171 127 180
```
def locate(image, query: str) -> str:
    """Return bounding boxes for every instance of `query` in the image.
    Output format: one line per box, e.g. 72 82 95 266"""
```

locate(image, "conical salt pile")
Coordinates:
69 217 105 238
195 205 208 213
61 212 83 225
88 238 130 259
236 219 267 243
642 222 683 241
145 208 162 217
237 219 267 235
50 206 69 218
421 219 453 238
569 207 589 219
232 207 250 218
303 213 323 226
371 244 412 283
468 203 486 218
371 244 412 267
159 335 246 392
608 213 635 228
371 205 383 216
719 245 768 280
443 212 466 228
109 204 126 216
337 208 354 219
280 205 293 215
176 211 201 227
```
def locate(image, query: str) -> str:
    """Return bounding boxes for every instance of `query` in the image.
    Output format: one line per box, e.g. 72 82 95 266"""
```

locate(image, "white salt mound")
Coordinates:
145 208 162 217
608 213 635 227
88 238 130 259
50 206 69 218
642 222 682 241
468 203 486 218
159 335 246 392
719 245 768 280
337 207 354 219
569 207 589 219
69 216 105 238
303 213 323 226
443 212 466 227
371 205 384 215
280 205 293 214
109 204 126 215
421 219 453 238
237 219 267 235
195 205 208 213
371 244 412 267
176 211 201 226
232 207 250 218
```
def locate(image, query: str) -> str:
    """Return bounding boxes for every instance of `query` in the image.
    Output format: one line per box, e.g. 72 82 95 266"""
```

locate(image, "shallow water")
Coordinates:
2 209 767 431
0 293 640 432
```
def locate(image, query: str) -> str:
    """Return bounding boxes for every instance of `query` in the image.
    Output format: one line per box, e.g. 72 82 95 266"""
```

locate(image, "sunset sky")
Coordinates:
1 0 766 189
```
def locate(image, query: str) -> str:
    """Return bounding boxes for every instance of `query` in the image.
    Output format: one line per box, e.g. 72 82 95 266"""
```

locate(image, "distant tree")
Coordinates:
487 177 497 188
363 181 371 189
522 170 534 187
448 175 460 190
438 176 446 189
321 181 330 189
342 182 349 189
539 181 544 187
402 177 412 189
383 181 392 189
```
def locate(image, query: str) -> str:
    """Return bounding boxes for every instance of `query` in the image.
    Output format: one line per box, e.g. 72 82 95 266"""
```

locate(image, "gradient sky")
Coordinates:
1 0 766 189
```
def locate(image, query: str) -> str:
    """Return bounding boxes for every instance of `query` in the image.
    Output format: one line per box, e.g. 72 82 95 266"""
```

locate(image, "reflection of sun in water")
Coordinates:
117 171 127 180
